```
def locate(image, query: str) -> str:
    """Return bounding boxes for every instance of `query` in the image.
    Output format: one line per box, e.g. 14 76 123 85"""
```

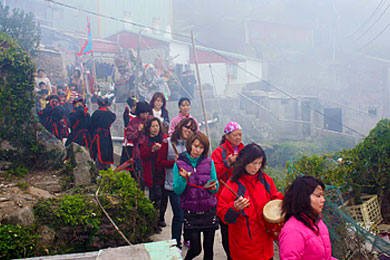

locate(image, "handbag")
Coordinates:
183 208 219 230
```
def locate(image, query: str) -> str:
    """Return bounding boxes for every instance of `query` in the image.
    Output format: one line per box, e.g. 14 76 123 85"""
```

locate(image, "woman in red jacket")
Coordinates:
217 143 283 260
211 121 244 260
140 117 167 223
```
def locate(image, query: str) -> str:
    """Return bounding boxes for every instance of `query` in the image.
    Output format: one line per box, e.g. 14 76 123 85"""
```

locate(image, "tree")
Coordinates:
0 5 41 55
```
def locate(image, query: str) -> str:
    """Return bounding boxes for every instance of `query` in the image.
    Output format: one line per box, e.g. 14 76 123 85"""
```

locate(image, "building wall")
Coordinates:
169 42 189 64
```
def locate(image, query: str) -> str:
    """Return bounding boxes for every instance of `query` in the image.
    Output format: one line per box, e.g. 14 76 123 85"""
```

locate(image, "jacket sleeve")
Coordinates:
279 227 306 260
168 119 176 136
207 160 219 194
156 142 175 168
173 162 187 195
211 147 231 179
217 181 241 225
123 106 130 127
140 141 153 160
126 120 141 141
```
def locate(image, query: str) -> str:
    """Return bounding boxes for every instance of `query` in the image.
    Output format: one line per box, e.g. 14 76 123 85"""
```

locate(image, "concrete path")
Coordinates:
151 200 280 260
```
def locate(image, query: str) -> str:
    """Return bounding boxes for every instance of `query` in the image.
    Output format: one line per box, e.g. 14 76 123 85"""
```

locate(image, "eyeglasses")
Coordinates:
183 125 196 132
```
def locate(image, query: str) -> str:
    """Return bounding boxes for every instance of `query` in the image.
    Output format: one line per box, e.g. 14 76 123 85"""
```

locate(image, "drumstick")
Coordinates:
220 179 239 197
172 143 179 155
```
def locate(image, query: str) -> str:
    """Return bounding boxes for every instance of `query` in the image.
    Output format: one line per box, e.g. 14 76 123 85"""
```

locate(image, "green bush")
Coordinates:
97 169 158 245
0 33 52 172
286 154 347 188
285 119 390 204
32 169 158 255
265 135 356 168
33 195 101 253
265 166 287 192
0 224 38 259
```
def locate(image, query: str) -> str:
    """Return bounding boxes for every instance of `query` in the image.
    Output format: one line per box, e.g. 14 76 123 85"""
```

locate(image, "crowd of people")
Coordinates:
35 66 337 259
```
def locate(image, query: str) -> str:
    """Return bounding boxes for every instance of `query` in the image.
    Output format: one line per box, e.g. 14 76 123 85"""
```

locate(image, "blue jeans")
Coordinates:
166 189 184 247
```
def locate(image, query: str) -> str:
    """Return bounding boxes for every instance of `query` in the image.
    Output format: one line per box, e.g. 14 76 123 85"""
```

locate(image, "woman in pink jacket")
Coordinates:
279 176 338 260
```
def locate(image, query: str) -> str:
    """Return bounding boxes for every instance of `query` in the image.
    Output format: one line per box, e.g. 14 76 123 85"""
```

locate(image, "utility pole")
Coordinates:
191 31 210 140
135 30 143 100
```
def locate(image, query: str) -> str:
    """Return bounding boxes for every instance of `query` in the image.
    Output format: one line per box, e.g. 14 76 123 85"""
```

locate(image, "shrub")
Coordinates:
33 195 101 254
32 169 158 255
265 135 356 168
0 224 38 259
97 169 158 245
285 119 390 205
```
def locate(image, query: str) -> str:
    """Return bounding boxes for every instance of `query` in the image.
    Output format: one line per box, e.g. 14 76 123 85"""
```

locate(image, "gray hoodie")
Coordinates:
164 138 186 191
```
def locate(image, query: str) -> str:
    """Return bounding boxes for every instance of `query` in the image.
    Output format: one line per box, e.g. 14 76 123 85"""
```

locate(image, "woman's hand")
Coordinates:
152 143 162 152
138 123 144 132
208 182 217 190
179 168 189 178
174 154 179 161
234 196 250 211
227 154 238 167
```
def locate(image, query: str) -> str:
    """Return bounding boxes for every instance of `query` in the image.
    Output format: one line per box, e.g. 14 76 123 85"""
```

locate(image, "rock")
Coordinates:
27 186 53 199
0 140 17 151
36 127 66 168
35 181 62 193
71 143 92 186
0 195 10 202
37 225 56 246
2 206 34 226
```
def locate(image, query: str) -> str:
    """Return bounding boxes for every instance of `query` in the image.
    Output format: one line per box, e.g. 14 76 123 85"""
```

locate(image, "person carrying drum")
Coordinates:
211 121 244 260
279 176 338 260
217 143 283 260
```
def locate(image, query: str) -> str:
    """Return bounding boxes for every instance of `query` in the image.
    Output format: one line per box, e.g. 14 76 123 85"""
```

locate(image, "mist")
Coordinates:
3 0 389 142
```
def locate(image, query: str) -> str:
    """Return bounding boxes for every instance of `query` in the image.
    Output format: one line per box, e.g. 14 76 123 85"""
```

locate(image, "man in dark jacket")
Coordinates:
65 97 91 149
38 95 67 141
90 97 116 171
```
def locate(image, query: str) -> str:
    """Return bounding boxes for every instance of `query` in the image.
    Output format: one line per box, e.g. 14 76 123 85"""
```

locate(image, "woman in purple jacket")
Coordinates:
173 131 219 260
279 176 338 260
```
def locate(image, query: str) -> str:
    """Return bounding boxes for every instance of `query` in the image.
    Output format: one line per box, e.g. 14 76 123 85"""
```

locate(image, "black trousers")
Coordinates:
184 229 216 260
219 218 232 260
148 183 168 221
159 188 168 221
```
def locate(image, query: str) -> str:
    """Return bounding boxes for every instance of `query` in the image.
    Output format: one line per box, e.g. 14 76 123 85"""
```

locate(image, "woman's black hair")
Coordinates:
178 97 191 107
134 101 151 116
144 117 163 141
231 143 267 182
219 135 227 145
282 176 325 235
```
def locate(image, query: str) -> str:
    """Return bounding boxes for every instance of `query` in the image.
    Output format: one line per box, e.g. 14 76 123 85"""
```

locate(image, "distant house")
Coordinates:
107 29 264 97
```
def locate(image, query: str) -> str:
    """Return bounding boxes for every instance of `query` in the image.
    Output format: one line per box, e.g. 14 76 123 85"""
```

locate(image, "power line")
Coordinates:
357 18 390 50
347 0 387 38
354 2 390 41
45 0 192 41
194 38 366 137
45 0 365 137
